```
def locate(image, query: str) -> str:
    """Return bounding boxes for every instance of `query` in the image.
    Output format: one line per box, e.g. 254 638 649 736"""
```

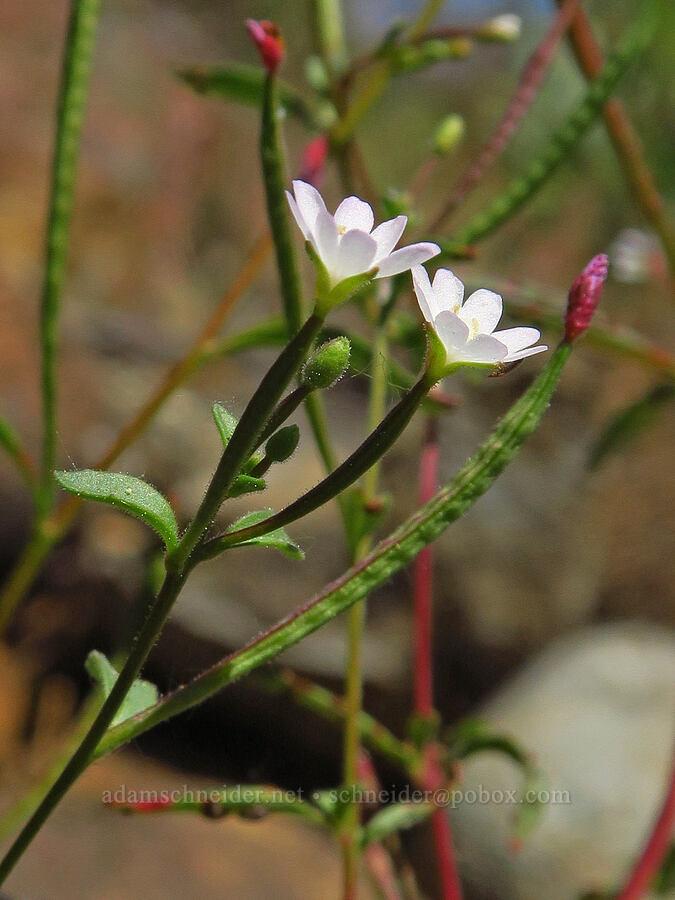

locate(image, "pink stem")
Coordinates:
616 754 675 900
412 417 463 899
433 0 579 228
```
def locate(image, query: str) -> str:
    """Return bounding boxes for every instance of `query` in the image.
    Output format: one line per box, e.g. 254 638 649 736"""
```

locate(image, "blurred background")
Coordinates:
0 0 673 897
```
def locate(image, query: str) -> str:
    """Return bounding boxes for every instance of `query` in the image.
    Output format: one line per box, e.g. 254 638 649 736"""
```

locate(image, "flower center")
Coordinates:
337 224 346 235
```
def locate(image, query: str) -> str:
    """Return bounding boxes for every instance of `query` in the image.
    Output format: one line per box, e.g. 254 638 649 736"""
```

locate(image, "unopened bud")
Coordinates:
245 19 284 75
299 135 329 187
564 254 609 342
477 13 522 43
433 114 465 156
265 424 300 463
301 337 351 390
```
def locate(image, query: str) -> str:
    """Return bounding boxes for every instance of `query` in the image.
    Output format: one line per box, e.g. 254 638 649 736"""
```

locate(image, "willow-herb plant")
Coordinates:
0 1 671 898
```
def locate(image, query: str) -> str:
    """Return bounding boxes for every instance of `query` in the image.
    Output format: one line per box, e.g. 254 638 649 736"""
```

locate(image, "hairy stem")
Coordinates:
38 0 103 516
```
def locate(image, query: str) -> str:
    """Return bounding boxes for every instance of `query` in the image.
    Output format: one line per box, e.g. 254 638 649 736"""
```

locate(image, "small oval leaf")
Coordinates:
226 509 304 560
55 469 179 551
86 650 159 727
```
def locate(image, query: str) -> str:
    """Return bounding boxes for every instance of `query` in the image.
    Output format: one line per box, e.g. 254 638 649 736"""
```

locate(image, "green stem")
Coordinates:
198 370 431 559
109 784 327 828
96 343 573 760
38 0 103 517
313 0 348 76
341 328 390 892
440 3 657 254
0 570 185 885
258 670 419 773
168 312 325 573
261 74 304 335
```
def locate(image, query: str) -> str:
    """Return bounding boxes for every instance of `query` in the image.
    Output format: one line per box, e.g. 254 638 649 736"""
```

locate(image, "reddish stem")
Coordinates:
616 754 675 900
432 0 579 229
412 417 463 899
559 0 675 276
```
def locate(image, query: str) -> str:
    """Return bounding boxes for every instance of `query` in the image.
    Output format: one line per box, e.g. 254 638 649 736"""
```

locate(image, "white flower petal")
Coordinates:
292 179 328 235
371 216 407 259
491 326 542 354
461 334 508 365
313 208 339 272
334 196 375 233
375 242 440 279
433 310 470 352
458 288 503 334
334 229 378 280
431 268 464 313
286 191 310 240
412 265 435 322
504 344 548 363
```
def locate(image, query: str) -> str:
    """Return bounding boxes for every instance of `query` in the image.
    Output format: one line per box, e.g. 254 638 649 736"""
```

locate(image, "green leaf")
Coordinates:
226 509 304 560
0 416 22 459
444 718 529 766
444 718 547 842
229 475 266 498
589 382 674 470
178 62 319 128
85 650 159 727
211 404 265 481
55 469 179 551
360 802 434 848
212 402 238 448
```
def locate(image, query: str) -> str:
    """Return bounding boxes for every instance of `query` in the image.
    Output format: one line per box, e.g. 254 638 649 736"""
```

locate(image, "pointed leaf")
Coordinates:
55 469 178 551
212 403 238 448
360 802 434 848
86 650 159 727
226 509 304 560
178 62 320 128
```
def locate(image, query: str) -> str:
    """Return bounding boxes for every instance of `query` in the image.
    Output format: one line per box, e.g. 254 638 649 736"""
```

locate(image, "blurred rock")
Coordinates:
451 623 675 900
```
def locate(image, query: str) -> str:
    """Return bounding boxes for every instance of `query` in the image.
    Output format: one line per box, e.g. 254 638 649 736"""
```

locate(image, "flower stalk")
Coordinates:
38 0 103 517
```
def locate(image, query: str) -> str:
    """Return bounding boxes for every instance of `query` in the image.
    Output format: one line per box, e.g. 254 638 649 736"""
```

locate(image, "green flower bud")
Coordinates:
301 337 351 390
433 114 465 156
265 424 300 463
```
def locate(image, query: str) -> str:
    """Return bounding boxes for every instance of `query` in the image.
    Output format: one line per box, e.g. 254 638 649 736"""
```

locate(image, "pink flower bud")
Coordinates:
245 19 284 75
299 135 329 187
564 254 609 342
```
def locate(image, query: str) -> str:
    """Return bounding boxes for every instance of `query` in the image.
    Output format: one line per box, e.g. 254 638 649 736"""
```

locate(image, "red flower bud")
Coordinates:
564 254 609 342
299 135 329 187
245 19 284 75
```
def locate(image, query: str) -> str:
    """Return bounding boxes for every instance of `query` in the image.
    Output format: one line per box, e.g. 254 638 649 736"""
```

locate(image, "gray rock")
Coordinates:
450 623 675 900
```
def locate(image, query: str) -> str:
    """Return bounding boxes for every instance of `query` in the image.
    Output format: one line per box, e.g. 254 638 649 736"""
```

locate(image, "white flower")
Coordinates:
286 180 440 289
412 266 547 369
